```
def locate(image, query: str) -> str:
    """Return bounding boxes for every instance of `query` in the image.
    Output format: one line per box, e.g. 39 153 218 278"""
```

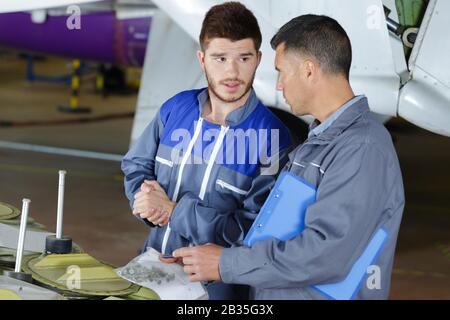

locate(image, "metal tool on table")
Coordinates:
3 198 33 283
45 170 73 254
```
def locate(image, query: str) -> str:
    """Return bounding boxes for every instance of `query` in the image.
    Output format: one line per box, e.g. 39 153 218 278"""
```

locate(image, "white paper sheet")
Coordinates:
115 248 208 300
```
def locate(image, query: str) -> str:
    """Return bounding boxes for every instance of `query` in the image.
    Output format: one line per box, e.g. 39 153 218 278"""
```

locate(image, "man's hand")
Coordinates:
172 243 224 282
159 255 183 265
133 180 175 226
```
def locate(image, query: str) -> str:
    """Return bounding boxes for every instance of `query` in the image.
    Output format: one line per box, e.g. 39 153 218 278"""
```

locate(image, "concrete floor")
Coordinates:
0 52 449 299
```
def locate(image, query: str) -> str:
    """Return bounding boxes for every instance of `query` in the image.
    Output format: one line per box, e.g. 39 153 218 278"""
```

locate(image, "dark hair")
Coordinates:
271 14 352 79
199 2 262 51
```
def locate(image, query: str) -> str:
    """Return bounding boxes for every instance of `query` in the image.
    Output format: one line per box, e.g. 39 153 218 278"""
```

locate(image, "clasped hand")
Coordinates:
133 180 175 226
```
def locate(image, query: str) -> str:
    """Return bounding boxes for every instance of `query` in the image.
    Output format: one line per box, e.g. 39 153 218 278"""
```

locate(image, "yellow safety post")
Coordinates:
58 59 91 113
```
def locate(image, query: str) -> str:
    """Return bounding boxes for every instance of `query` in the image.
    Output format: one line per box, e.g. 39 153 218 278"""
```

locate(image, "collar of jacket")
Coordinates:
196 87 260 127
305 96 370 145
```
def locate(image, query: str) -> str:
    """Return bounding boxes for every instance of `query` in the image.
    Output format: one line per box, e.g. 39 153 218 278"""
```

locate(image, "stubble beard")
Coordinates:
205 68 256 104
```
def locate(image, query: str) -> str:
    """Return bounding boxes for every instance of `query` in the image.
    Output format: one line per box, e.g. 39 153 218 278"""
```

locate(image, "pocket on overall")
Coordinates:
290 159 322 188
213 167 252 210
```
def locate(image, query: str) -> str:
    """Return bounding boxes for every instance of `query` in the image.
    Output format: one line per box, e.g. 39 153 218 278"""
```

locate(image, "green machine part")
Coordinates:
395 0 429 56
21 253 160 300
0 289 22 300
1 201 158 300
0 202 21 221
396 0 428 27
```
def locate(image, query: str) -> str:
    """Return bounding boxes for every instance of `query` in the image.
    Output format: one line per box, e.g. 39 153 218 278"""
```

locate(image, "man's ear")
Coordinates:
197 50 205 72
303 59 316 80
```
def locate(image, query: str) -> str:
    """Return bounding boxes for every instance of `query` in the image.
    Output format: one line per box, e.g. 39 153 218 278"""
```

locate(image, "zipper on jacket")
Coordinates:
155 156 173 167
161 118 204 254
216 179 249 195
198 125 229 201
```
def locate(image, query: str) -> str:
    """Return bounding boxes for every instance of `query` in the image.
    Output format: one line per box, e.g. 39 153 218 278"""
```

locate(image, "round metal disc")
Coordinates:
0 242 83 269
0 202 20 221
22 253 139 298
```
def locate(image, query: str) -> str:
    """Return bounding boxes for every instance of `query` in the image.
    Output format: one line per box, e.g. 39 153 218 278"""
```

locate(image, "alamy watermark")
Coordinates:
167 125 281 175
366 5 383 30
65 265 81 290
66 5 81 30
366 265 382 290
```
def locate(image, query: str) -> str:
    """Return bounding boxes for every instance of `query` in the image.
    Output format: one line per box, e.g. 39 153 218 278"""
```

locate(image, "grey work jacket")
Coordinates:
220 96 405 300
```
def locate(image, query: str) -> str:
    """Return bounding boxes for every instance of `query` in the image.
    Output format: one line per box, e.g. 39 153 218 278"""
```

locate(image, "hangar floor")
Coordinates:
0 53 449 299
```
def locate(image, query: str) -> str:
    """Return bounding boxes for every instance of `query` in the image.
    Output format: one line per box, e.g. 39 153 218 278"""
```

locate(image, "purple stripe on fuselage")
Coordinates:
0 12 151 66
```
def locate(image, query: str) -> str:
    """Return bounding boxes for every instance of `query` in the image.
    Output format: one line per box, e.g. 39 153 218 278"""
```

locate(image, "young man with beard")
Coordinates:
172 15 405 300
121 2 292 299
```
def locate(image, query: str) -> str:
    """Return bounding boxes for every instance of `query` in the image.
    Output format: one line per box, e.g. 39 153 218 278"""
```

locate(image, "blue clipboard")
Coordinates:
244 172 316 247
243 171 388 300
313 227 388 300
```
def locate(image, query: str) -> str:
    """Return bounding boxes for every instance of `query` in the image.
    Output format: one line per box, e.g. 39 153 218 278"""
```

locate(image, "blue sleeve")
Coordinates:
121 112 163 208
121 94 178 227
121 92 178 207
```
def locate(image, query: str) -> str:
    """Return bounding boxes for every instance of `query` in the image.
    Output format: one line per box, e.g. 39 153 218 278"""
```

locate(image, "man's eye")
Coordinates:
215 57 226 62
241 57 249 62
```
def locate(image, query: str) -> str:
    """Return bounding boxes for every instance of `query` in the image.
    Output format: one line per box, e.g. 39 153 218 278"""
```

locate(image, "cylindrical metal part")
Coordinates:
56 170 66 239
45 235 72 254
403 27 419 48
15 198 30 273
386 17 401 35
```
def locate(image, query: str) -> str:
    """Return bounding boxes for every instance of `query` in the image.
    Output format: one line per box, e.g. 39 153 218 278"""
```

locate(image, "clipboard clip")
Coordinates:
255 189 283 229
